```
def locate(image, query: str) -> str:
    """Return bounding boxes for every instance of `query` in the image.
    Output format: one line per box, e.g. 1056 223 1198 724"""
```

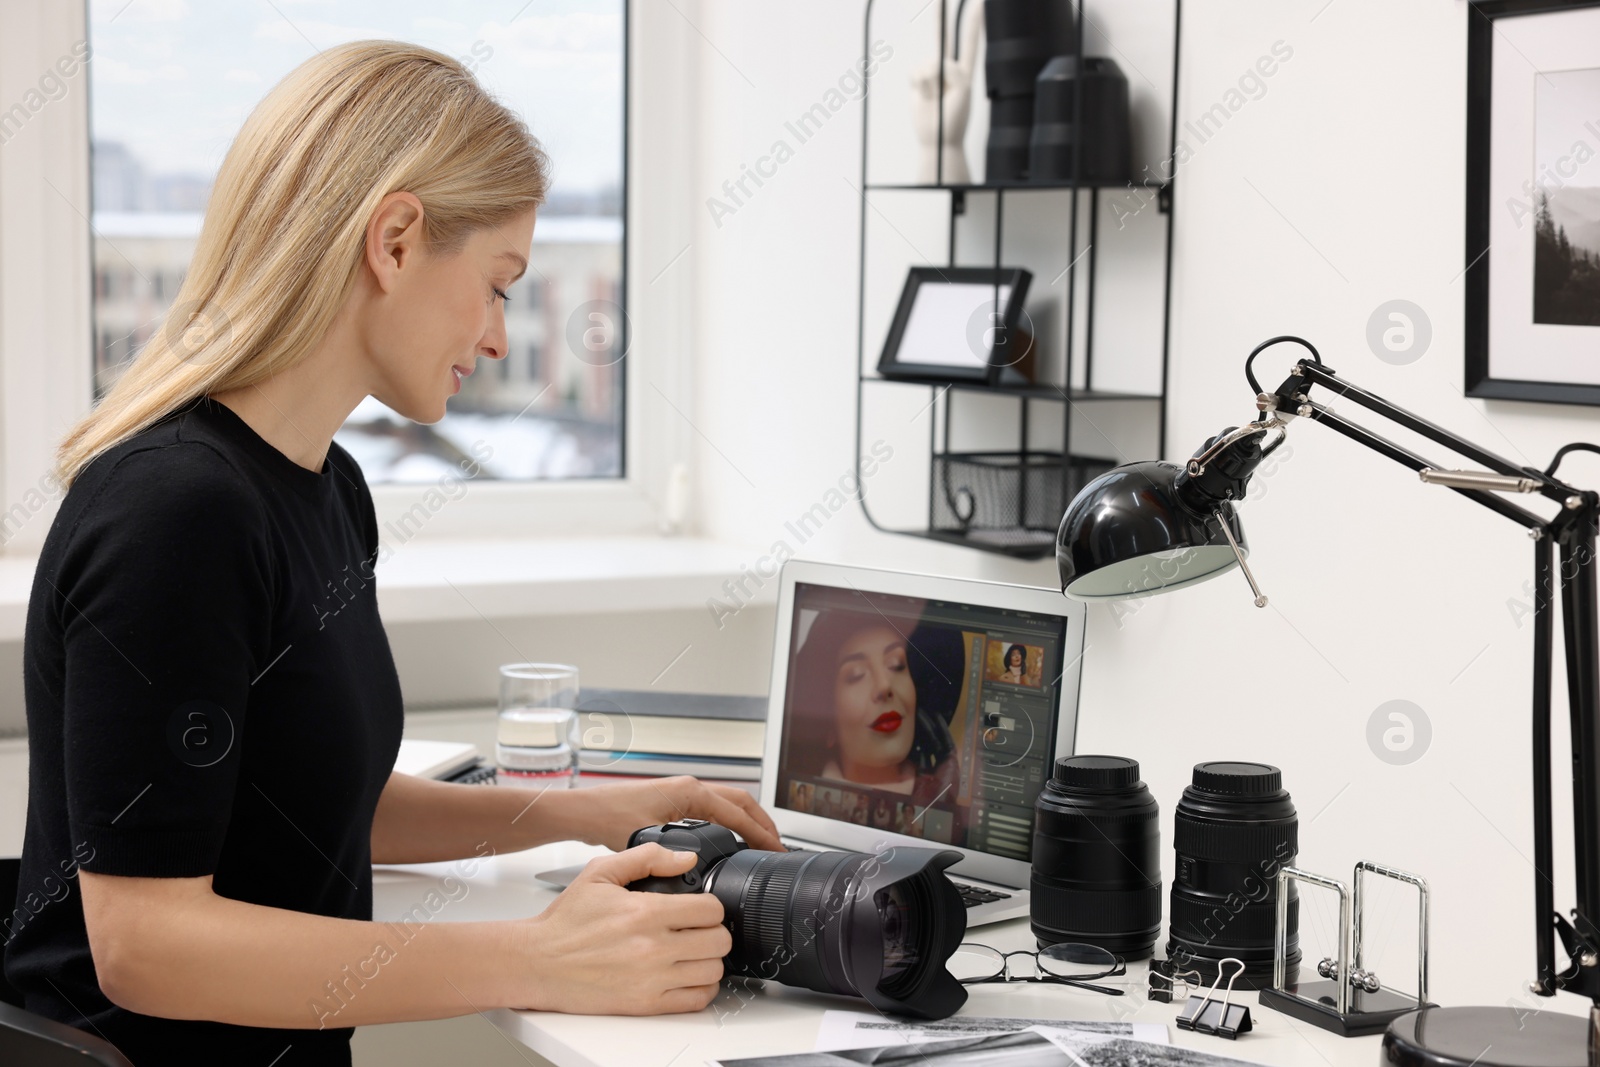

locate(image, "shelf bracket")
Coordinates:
1158 185 1173 215
951 189 966 216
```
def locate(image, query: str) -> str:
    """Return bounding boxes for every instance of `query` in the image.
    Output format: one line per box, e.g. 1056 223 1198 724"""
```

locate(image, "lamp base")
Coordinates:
1382 1006 1592 1067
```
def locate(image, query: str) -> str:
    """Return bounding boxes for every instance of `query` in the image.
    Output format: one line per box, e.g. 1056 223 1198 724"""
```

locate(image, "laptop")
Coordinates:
535 560 1086 927
761 560 1086 926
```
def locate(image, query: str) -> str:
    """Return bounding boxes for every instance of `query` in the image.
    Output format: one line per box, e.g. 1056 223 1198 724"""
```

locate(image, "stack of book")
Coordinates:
574 689 765 797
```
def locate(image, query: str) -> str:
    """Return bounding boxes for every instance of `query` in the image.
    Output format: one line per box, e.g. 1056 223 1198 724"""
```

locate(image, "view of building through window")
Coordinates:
88 1 625 483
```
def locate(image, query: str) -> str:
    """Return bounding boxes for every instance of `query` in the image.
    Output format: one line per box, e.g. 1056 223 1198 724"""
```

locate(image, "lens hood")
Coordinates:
843 846 968 1019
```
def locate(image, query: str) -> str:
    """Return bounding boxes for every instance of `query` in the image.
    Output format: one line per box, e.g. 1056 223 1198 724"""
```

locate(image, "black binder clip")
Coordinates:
1176 958 1253 1039
1148 965 1200 1004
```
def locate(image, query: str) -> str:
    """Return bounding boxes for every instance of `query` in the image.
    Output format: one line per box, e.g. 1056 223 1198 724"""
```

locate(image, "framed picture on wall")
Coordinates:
1465 0 1600 404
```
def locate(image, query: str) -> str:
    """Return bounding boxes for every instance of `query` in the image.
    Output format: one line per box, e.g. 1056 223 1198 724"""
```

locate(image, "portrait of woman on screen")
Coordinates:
785 608 961 803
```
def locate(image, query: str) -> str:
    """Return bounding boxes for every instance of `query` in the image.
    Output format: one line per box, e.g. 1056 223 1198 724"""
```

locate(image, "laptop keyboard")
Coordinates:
786 844 1010 909
956 883 1012 908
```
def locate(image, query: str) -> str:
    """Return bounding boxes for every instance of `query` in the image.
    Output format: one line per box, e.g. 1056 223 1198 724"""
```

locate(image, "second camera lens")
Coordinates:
1164 761 1299 989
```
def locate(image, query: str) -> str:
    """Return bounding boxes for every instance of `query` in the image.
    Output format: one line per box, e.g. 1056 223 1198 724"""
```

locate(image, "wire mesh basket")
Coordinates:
929 451 1117 556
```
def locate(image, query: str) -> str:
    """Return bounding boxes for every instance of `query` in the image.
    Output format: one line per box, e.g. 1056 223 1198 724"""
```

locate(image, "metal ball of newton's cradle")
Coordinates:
1317 958 1382 994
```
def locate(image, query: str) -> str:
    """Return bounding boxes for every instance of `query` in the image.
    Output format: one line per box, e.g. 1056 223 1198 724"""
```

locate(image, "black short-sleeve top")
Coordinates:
5 396 404 1066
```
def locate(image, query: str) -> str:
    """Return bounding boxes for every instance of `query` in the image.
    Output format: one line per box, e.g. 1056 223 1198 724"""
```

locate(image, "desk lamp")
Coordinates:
1056 336 1600 1067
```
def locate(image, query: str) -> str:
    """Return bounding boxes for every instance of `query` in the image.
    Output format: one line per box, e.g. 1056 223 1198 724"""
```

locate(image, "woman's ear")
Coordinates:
365 190 426 293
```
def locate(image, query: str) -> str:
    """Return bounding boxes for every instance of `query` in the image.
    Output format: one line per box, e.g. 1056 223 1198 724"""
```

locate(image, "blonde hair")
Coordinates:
57 39 550 486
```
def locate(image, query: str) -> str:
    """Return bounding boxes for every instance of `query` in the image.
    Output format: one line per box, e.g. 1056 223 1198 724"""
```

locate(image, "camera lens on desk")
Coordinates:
1030 755 1162 959
1164 761 1299 990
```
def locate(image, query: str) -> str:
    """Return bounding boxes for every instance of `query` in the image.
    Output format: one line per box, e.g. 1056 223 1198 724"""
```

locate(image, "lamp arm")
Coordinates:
1301 403 1547 530
1288 361 1578 508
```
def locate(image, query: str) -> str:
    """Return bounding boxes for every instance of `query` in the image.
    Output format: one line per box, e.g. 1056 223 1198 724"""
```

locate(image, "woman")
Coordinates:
1001 643 1028 684
2 42 779 1066
787 609 957 801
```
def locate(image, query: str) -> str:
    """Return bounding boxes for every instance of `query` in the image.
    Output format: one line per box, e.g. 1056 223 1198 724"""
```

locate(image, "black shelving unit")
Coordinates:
854 0 1181 560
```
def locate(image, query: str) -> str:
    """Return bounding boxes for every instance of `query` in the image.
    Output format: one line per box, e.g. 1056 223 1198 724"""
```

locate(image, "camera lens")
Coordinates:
1030 755 1162 958
705 845 968 1018
1164 761 1299 989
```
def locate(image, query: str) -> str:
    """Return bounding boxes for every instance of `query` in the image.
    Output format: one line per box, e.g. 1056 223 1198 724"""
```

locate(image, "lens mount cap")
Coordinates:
1054 754 1141 790
1192 760 1282 796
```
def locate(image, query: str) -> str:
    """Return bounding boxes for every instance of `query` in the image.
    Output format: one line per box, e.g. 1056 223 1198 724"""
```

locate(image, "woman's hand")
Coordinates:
518 844 732 1015
556 776 783 853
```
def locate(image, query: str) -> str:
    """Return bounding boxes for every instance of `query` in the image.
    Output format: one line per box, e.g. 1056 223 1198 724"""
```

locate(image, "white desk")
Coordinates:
373 844 1386 1067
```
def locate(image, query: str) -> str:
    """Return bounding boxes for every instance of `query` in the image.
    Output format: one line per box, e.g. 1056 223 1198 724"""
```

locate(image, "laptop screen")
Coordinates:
774 580 1069 863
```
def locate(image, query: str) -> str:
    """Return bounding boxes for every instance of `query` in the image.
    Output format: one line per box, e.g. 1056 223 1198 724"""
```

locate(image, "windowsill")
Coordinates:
372 536 774 623
0 536 775 640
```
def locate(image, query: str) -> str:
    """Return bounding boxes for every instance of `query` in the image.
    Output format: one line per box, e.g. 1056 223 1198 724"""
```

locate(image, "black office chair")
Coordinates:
0 857 135 1066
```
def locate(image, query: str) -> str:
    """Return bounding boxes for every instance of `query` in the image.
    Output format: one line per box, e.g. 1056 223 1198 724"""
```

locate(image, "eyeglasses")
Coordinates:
947 942 1126 995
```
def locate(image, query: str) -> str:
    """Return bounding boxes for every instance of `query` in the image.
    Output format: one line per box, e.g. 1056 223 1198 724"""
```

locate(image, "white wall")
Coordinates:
682 0 1600 1012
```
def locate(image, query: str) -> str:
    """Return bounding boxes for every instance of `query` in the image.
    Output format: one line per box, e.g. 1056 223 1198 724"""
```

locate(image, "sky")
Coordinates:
87 0 622 196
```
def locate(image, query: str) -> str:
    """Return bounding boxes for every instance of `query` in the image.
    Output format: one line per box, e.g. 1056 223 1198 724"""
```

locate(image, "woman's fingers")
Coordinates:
668 958 726 989
523 843 734 1016
653 891 725 931
657 984 721 1014
668 922 733 962
698 787 784 852
717 785 782 848
649 776 783 852
580 842 697 887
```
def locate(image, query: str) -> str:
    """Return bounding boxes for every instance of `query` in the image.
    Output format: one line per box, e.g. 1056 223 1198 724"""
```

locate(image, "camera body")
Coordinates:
628 819 746 893
625 819 969 1020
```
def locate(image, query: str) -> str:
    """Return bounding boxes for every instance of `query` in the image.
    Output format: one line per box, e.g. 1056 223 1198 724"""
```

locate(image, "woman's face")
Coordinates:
1008 648 1023 669
363 198 535 424
831 624 917 775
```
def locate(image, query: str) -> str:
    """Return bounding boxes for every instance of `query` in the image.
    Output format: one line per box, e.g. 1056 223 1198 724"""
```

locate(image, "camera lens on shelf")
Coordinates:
1164 761 1299 990
1030 755 1161 959
982 0 1075 181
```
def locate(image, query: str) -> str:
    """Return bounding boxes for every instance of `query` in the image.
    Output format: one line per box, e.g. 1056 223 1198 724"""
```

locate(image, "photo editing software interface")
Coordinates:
775 582 1067 862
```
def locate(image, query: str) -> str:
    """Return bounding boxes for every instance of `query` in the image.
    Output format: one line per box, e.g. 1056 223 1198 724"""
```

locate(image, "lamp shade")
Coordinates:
1056 460 1247 600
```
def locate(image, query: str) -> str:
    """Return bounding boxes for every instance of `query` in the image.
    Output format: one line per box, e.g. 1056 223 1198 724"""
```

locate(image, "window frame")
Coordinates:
0 0 694 555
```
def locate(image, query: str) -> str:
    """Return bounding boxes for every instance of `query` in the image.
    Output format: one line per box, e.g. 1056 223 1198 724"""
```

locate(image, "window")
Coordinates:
86 1 626 485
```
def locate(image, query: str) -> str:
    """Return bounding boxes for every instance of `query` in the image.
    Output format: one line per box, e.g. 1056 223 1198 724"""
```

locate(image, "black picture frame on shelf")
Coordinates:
876 266 1033 387
1465 0 1600 405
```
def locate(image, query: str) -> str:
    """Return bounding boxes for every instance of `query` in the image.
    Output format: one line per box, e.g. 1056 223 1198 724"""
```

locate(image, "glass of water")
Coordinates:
496 663 581 789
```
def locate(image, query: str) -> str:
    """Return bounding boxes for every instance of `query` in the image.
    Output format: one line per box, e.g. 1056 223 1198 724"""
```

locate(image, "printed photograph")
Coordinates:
718 1028 1266 1067
1533 67 1600 326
